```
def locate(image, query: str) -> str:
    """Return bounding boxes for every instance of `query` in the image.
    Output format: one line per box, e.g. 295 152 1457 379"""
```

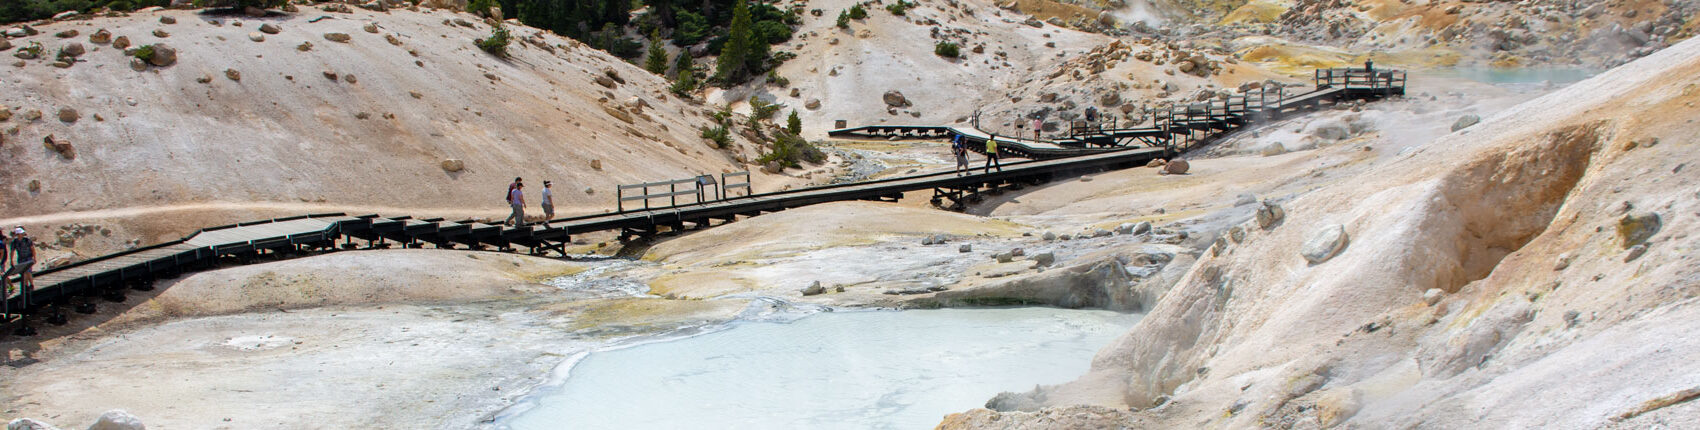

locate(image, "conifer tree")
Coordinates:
714 0 754 84
786 110 802 135
672 51 697 95
644 29 669 75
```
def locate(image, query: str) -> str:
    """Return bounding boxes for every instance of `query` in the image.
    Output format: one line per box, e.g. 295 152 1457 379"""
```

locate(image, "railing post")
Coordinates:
617 187 623 213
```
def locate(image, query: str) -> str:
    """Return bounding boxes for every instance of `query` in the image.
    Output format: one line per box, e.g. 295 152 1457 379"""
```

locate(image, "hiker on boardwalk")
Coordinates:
984 134 1002 173
505 182 527 227
540 181 555 226
951 134 970 176
1085 107 1098 124
1030 118 1042 139
6 227 34 301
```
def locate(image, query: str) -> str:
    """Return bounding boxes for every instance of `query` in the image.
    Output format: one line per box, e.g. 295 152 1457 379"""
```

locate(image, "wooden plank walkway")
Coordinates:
1 68 1406 335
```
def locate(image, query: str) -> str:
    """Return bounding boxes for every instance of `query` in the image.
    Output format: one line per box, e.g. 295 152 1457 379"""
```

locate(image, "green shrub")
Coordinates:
934 41 959 58
672 11 709 46
709 106 735 126
671 51 697 96
885 1 909 16
130 44 154 62
749 96 783 120
477 24 511 57
759 132 825 168
786 110 801 135
835 10 850 28
765 70 788 87
701 125 731 148
847 4 867 19
466 0 497 16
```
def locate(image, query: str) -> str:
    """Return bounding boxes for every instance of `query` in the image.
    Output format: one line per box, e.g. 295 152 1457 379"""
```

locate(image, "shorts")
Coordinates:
955 154 968 165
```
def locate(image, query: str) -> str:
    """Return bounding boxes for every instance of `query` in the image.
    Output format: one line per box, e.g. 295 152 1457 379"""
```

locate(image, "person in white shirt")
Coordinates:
540 181 555 226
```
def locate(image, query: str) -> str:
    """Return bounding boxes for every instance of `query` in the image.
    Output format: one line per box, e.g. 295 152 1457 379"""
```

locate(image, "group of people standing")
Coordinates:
504 177 555 227
950 134 1002 176
1 227 37 304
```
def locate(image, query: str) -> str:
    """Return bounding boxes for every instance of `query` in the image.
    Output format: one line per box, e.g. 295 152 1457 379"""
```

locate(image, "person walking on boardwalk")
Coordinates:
984 134 1003 174
6 227 35 302
1030 118 1042 139
540 181 555 226
951 134 970 176
505 182 527 227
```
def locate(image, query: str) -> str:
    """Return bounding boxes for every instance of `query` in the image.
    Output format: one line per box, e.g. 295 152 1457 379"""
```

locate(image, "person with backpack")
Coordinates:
505 182 527 227
951 134 970 176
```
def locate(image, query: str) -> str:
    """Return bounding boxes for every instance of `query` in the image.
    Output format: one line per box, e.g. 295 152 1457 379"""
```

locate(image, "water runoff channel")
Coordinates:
495 295 1140 429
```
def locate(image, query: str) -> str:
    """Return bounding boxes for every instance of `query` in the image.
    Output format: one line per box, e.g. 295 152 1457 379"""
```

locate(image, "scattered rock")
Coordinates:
1227 225 1245 243
440 158 464 172
225 68 241 81
248 32 265 42
323 33 351 43
995 252 1014 263
1010 248 1025 257
1315 388 1361 427
1146 158 1166 168
1032 252 1056 267
959 244 971 253
1623 244 1648 262
112 36 130 49
6 418 62 430
145 43 176 66
26 180 40 192
1423 288 1444 306
24 109 42 121
1553 253 1573 271
1162 159 1190 175
297 41 313 51
800 281 826 296
1563 310 1581 328
259 23 281 35
87 410 145 430
344 74 357 84
158 16 176 25
152 29 170 38
1451 114 1480 132
589 159 602 170
804 98 821 110
129 57 147 71
1301 224 1348 264
0 107 10 121
882 90 910 108
41 135 74 159
409 91 423 99
52 10 78 21
594 75 617 88
322 70 338 80
1234 193 1257 206
89 29 112 44
363 23 379 34
385 34 402 46
1091 228 1111 238
1615 212 1661 248
1260 142 1286 156
56 107 78 123
1254 201 1284 229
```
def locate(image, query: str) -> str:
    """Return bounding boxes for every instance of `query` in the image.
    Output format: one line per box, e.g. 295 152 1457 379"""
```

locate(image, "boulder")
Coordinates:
52 10 78 20
297 41 313 51
248 32 264 42
1227 225 1245 243
89 29 112 44
24 109 42 121
225 68 241 81
56 107 78 123
59 42 84 58
1162 159 1190 175
440 159 464 172
243 6 267 17
1422 288 1444 306
158 16 176 25
152 29 169 38
363 23 380 34
1254 201 1284 229
1091 228 1111 238
1032 252 1056 267
145 43 176 66
54 29 79 39
882 90 910 108
259 23 281 35
1145 158 1166 168
1451 114 1480 132
959 244 972 253
112 36 130 49
589 159 602 170
804 98 821 110
1300 224 1348 264
995 252 1014 263
1615 212 1660 248
1315 388 1362 427
594 75 617 88
129 57 147 71
87 410 145 430
1259 142 1286 156
800 281 826 296
0 39 9 51
6 418 62 430
1041 231 1057 241
324 33 351 43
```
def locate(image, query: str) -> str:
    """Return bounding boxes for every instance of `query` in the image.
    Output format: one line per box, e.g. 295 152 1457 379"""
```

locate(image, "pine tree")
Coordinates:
643 29 669 75
786 110 802 135
671 51 697 95
714 0 754 84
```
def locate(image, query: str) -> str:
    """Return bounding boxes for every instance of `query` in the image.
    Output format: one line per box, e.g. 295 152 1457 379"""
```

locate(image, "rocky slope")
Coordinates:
0 5 792 256
942 31 1700 429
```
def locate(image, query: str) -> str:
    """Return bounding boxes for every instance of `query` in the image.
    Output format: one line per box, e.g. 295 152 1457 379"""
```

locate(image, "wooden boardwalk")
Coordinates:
0 68 1405 335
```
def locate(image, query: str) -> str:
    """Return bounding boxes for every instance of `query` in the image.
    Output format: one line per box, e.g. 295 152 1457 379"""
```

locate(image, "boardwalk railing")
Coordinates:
1315 68 1407 91
616 171 755 212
